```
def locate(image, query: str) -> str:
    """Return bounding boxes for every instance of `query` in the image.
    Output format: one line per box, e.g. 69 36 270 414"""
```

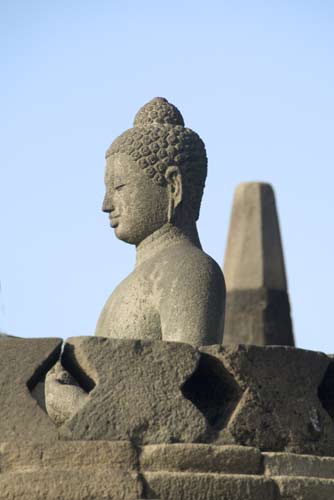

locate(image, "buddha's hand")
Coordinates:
45 361 88 426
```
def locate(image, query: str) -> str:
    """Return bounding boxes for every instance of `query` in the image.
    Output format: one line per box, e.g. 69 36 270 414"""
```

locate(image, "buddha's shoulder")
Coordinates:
157 241 224 284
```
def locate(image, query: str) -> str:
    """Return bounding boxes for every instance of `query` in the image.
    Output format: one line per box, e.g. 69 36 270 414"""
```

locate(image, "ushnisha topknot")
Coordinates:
106 97 207 220
134 97 185 127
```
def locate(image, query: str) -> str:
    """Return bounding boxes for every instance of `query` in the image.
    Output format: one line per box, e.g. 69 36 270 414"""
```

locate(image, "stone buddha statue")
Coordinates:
45 98 225 425
95 97 225 345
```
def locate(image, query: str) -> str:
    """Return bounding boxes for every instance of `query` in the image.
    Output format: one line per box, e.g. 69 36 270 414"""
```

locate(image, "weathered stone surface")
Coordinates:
275 476 334 500
140 444 262 474
223 288 294 346
143 472 278 500
95 97 225 345
224 183 287 291
202 345 334 455
264 452 334 479
319 355 334 420
0 337 62 441
59 337 208 444
223 182 294 346
45 361 89 426
44 98 227 427
180 350 242 435
0 469 141 500
31 381 48 412
45 99 227 427
0 440 137 473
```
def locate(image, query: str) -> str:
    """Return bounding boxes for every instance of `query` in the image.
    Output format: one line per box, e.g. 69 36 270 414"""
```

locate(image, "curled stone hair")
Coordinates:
106 97 208 221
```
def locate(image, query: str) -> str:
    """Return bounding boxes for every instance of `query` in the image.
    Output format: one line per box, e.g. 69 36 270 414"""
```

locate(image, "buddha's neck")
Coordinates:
136 222 202 267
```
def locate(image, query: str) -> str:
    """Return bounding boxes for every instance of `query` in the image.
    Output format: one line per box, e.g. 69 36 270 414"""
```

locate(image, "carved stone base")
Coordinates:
1 337 334 456
1 442 334 499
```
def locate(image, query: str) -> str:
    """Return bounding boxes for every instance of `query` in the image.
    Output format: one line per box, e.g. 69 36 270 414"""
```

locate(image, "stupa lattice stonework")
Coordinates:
1 99 333 499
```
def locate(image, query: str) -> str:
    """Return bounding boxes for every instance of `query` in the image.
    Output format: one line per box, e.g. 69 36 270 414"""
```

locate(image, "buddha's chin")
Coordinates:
113 224 137 245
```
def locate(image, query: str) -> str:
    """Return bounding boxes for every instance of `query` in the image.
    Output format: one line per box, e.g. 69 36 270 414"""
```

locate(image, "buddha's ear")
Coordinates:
165 166 183 223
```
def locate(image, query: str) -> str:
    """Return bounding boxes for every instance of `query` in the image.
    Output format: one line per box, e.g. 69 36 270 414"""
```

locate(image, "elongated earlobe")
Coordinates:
167 186 175 223
165 166 183 223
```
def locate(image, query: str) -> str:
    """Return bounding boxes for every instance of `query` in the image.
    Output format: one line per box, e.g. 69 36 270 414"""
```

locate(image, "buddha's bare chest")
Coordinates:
96 268 162 340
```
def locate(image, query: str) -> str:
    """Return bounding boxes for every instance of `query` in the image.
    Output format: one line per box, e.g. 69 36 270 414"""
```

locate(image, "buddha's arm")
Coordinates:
160 254 226 346
95 304 108 337
94 294 113 337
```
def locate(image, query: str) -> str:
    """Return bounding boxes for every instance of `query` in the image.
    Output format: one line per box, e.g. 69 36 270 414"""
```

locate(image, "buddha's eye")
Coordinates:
115 184 126 191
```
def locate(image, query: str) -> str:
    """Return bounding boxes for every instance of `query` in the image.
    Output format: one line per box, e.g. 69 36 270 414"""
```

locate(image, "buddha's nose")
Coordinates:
102 192 113 213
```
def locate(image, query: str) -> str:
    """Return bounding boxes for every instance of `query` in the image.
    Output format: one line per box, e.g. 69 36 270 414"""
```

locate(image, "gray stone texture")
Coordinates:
45 361 88 426
223 289 294 346
2 440 334 498
142 472 278 500
0 440 138 473
275 476 334 500
0 470 141 500
224 183 287 291
263 452 334 479
223 182 294 346
59 337 208 444
2 335 334 497
95 97 225 345
0 441 141 499
0 337 62 441
44 97 226 428
202 344 334 455
43 338 334 456
140 444 262 474
319 355 334 420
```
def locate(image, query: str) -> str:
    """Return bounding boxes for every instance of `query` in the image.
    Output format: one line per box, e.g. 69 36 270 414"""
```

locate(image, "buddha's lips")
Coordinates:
109 215 120 228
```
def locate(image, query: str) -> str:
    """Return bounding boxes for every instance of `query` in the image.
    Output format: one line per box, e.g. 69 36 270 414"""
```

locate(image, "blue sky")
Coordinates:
1 1 333 352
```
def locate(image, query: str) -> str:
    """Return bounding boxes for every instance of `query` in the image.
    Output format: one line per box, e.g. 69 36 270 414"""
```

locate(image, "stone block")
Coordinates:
275 476 334 500
0 440 137 473
140 444 262 474
223 182 294 346
202 345 334 455
0 337 62 441
60 337 208 444
0 469 141 500
223 288 294 346
319 355 334 420
143 472 278 500
263 452 334 479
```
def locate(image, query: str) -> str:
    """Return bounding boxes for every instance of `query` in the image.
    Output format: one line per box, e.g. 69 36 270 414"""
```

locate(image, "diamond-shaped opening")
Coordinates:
181 352 242 430
29 341 95 415
318 359 334 420
62 342 95 393
27 343 62 412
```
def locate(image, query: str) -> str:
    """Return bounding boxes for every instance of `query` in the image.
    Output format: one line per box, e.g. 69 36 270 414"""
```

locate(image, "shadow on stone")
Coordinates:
62 342 96 393
28 342 63 412
181 353 241 430
318 357 334 420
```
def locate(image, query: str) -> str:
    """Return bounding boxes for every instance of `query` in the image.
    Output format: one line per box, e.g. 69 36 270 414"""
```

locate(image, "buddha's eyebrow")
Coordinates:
113 172 126 185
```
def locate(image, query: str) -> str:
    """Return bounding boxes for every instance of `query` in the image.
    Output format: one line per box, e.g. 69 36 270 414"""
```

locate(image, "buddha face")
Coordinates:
102 154 169 245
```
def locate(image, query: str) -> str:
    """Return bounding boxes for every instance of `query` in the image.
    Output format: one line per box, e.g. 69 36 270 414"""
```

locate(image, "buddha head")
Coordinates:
103 97 207 245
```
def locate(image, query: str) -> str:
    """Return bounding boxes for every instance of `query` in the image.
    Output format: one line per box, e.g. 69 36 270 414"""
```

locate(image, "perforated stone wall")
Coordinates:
1 336 334 499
